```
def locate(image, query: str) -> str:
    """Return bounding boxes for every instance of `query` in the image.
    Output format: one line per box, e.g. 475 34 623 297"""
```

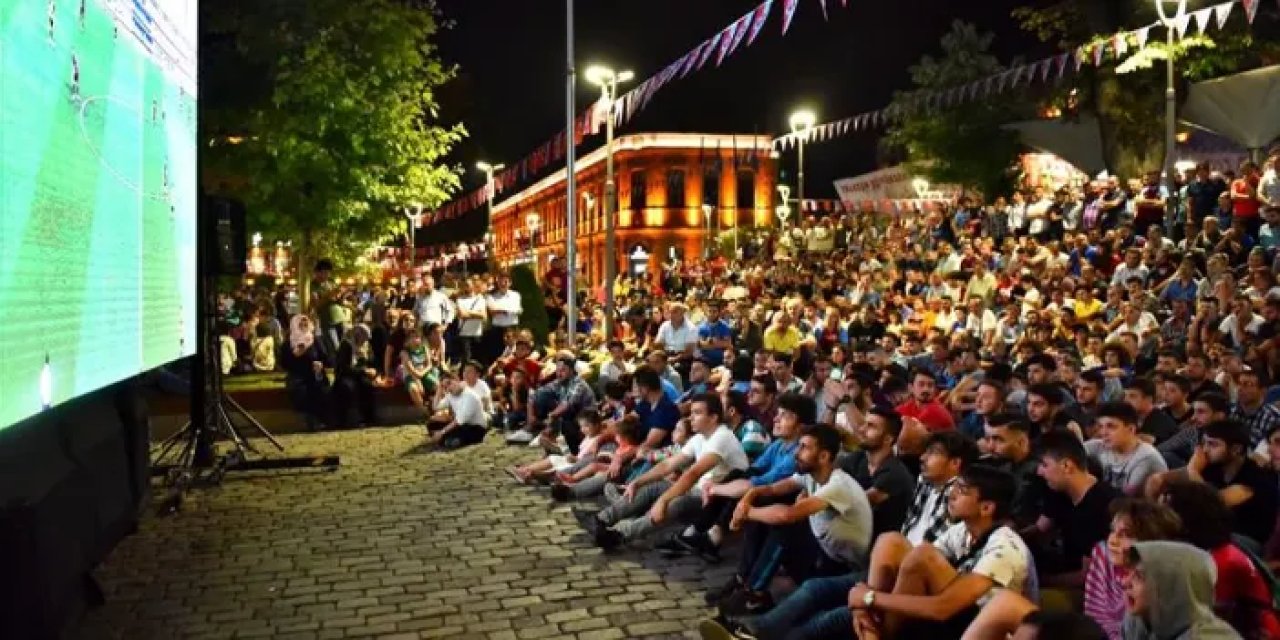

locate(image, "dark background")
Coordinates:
434 0 1053 204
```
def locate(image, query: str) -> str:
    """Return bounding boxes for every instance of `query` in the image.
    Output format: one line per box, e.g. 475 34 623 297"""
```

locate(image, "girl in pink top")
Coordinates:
1082 499 1183 640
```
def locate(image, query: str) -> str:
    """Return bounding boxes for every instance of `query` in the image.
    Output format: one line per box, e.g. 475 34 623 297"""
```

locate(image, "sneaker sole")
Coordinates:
698 619 737 640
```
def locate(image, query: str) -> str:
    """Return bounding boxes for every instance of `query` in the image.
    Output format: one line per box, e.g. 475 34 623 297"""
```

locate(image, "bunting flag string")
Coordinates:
769 0 1255 152
421 0 850 230
781 0 800 35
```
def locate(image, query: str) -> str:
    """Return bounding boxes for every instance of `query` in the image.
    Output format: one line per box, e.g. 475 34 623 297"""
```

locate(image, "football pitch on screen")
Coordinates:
0 0 198 429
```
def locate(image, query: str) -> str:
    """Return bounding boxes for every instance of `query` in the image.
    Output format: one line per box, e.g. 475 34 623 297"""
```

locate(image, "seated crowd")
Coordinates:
217 157 1280 638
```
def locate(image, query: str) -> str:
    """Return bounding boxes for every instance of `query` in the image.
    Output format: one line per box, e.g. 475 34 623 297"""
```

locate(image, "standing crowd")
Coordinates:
217 153 1280 639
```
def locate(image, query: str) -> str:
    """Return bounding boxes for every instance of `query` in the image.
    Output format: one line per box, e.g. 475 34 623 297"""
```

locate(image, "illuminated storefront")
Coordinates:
490 133 777 284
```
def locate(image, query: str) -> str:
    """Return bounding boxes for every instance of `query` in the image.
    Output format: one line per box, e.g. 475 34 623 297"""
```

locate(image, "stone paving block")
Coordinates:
73 430 720 640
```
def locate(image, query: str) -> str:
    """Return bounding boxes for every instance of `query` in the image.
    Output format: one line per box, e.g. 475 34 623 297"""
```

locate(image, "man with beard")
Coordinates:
839 407 916 537
1183 352 1226 400
717 425 873 616
1147 420 1278 548
895 369 956 456
1025 383 1077 440
983 413 1046 531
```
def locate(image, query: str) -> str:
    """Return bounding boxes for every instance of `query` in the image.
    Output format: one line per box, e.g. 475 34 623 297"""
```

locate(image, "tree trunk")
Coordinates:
297 228 314 315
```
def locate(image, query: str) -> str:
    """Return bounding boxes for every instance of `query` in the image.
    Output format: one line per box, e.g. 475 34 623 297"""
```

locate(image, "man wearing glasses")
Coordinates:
848 465 1033 639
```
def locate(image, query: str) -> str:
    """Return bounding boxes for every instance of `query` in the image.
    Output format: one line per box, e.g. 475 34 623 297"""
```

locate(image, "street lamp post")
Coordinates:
582 192 595 283
789 109 816 216
585 65 633 341
477 161 504 277
702 204 714 258
1155 0 1188 222
402 204 423 274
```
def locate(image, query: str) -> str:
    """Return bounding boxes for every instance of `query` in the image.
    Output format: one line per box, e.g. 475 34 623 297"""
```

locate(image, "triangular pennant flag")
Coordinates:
1242 0 1259 24
781 0 800 35
1073 47 1086 71
818 0 828 21
1113 32 1128 57
1214 1 1234 29
697 33 723 70
1173 13 1191 38
1039 58 1053 82
1135 26 1151 49
1092 42 1105 66
746 1 774 46
1193 7 1213 33
726 13 752 58
716 22 739 66
679 46 702 78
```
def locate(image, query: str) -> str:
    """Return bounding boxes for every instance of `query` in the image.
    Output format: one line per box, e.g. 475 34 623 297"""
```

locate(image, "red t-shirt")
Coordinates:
895 399 955 432
503 357 542 383
1232 177 1261 218
1210 543 1280 638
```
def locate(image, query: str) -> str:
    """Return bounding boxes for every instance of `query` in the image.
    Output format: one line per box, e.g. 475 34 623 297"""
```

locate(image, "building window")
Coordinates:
665 170 686 208
631 171 647 210
737 170 755 210
703 168 720 207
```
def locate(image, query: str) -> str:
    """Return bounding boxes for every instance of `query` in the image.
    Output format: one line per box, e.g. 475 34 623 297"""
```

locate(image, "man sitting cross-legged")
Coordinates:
716 424 875 617
848 464 1034 640
577 393 749 550
655 391 807 563
699 429 976 640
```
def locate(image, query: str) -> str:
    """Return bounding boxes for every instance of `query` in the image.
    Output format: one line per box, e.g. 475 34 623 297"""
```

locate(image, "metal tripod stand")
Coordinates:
150 275 339 515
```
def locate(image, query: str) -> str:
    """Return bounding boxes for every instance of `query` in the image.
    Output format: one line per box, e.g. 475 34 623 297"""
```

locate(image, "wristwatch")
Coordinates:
862 589 876 609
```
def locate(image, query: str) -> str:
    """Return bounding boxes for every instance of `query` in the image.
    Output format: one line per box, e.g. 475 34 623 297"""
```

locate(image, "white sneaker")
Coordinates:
505 431 535 445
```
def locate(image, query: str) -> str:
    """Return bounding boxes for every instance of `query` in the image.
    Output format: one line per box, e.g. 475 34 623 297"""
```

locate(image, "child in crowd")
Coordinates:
507 409 612 484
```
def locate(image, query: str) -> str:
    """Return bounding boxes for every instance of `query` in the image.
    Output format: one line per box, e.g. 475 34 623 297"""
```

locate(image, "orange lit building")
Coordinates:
491 133 777 283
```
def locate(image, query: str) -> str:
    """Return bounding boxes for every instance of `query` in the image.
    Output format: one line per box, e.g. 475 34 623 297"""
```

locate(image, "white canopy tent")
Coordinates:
1181 64 1280 159
1003 114 1108 176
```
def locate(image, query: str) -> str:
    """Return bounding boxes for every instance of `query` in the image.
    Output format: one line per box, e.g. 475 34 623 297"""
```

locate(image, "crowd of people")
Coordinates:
215 153 1280 639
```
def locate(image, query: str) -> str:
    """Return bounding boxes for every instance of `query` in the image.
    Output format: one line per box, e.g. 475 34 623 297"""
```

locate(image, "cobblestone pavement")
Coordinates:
75 426 734 640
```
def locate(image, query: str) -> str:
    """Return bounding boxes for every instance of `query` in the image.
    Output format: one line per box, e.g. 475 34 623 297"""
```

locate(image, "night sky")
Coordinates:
434 0 1054 202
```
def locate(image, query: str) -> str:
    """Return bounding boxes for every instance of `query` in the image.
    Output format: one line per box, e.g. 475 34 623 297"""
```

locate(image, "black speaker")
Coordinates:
204 196 247 275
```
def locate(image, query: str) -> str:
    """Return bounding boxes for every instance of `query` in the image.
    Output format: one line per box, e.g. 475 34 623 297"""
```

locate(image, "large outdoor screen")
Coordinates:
0 0 198 429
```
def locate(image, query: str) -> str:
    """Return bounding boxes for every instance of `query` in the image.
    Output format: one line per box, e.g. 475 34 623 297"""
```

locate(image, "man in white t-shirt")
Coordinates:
715 424 872 614
453 277 487 364
482 273 522 362
849 464 1032 639
587 393 748 548
428 372 487 450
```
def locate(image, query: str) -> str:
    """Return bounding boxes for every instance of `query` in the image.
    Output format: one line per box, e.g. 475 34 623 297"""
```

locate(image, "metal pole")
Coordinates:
1164 25 1177 225
565 0 578 347
604 84 617 342
797 138 806 220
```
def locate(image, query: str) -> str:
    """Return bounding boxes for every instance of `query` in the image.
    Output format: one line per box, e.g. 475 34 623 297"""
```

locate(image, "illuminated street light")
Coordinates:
1155 0 1189 220
586 64 634 340
788 109 817 215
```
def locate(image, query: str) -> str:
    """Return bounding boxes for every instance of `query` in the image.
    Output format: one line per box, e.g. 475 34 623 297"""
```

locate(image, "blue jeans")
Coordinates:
751 572 862 640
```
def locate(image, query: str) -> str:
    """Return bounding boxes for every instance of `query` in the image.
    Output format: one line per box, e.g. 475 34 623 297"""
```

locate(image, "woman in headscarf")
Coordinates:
280 314 332 431
333 323 378 428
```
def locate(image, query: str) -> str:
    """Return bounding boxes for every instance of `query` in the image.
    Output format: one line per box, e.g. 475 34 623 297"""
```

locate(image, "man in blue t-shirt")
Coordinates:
698 301 735 367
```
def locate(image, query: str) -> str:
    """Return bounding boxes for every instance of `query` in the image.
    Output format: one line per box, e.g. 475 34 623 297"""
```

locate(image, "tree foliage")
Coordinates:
202 0 466 307
1012 0 1280 178
886 21 1027 201
510 266 550 349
